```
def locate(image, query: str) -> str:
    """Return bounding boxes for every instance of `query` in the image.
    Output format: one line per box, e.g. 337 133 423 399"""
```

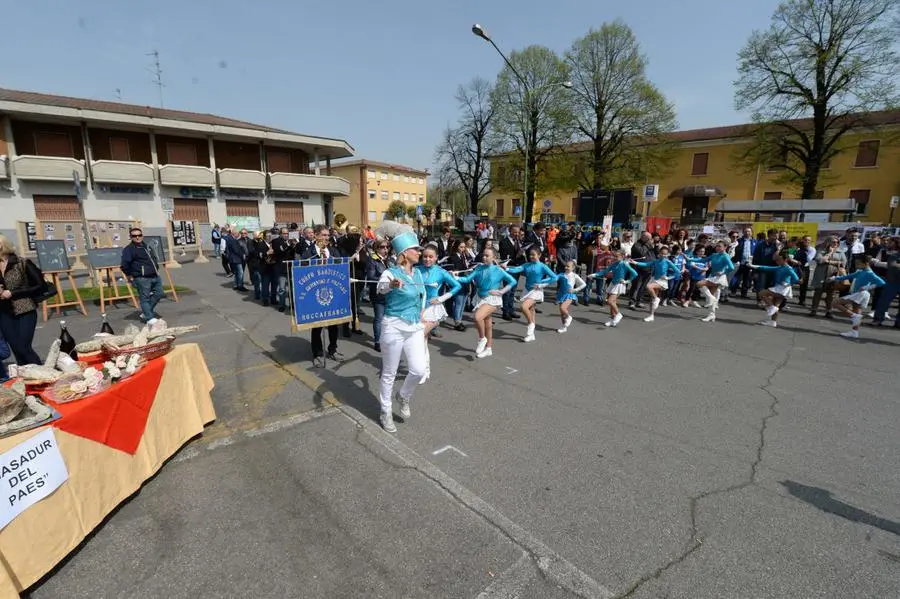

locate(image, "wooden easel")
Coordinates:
42 270 88 322
161 264 179 302
95 267 139 314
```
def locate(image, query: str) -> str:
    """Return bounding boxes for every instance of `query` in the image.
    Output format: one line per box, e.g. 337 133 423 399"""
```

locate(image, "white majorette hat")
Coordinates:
391 231 421 255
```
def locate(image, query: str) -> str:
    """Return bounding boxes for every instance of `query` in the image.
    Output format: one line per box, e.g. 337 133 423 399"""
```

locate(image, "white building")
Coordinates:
0 88 353 256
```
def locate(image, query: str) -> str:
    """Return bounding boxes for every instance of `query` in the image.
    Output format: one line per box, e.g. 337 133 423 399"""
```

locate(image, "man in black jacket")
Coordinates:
224 228 248 291
436 227 453 261
120 227 163 322
629 231 656 309
271 228 294 312
300 225 344 362
499 224 526 320
524 223 548 262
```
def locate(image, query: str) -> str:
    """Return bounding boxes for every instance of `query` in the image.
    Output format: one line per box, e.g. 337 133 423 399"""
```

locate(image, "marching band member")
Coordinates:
455 247 516 359
376 231 427 433
630 246 680 323
416 246 462 384
688 241 735 323
829 255 886 339
555 260 587 334
506 247 557 342
589 250 638 327
300 225 344 362
750 253 800 328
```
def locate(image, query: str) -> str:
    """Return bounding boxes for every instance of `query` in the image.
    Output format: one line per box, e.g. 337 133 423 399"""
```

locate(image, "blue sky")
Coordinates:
3 0 781 174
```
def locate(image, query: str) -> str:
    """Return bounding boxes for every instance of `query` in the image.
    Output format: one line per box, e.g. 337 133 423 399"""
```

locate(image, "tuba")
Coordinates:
334 213 349 233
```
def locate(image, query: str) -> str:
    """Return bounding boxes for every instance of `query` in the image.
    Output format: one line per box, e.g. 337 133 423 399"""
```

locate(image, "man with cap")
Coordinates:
374 230 427 433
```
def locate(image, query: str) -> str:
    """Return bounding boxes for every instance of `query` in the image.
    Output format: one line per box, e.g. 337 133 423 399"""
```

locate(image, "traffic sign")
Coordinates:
642 184 659 202
542 199 553 213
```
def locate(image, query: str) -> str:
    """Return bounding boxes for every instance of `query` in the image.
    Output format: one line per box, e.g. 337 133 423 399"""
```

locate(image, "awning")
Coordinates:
667 185 725 199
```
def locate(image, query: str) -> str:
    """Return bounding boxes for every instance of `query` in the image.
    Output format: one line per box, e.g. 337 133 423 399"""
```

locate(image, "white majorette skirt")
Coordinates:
769 283 794 298
474 295 503 310
652 278 669 290
707 274 729 287
520 288 545 303
607 282 627 296
844 289 871 308
422 303 448 323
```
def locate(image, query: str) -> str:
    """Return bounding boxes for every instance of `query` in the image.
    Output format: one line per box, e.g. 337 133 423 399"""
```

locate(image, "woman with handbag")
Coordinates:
808 236 847 318
0 235 44 365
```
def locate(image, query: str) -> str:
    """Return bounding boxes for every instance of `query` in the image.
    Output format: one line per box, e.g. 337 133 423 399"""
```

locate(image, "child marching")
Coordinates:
829 255 886 339
589 250 638 327
630 246 680 322
750 252 800 328
555 260 587 333
455 247 517 358
505 247 557 342
415 245 462 383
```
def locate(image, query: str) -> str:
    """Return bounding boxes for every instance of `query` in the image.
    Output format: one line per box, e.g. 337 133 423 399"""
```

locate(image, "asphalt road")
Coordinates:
26 262 900 599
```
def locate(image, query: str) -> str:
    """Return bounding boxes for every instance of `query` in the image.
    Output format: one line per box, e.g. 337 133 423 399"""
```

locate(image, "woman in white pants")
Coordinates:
376 231 427 433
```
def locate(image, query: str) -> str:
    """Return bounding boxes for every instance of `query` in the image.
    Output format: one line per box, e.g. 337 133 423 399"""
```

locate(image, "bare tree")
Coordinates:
434 77 496 216
734 0 900 199
565 21 677 191
491 45 573 223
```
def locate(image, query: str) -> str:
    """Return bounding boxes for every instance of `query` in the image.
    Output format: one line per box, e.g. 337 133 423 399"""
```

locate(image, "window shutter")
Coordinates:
854 141 879 168
691 153 709 176
763 192 782 200
109 138 131 161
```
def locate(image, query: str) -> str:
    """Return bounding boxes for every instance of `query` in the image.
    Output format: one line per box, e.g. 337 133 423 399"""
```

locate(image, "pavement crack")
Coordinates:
616 333 798 598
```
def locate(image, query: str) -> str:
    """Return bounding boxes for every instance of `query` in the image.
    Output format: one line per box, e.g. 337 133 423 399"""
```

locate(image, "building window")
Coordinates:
34 131 73 157
381 190 389 201
368 211 377 222
404 175 410 183
766 145 789 171
367 169 375 179
403 193 409 202
393 174 400 182
393 192 400 201
166 142 198 165
763 191 782 200
418 194 424 203
381 211 388 220
512 199 521 215
691 153 709 176
854 140 879 168
380 171 388 180
368 189 376 200
496 199 505 217
849 189 870 215
109 137 131 161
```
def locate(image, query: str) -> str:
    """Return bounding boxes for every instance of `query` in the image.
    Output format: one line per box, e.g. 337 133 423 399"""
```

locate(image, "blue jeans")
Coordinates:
874 281 900 325
453 290 467 322
251 268 262 299
133 276 164 320
0 333 10 380
231 262 244 289
277 274 290 308
667 278 682 302
261 271 276 304
502 274 519 316
372 301 386 343
213 243 221 259
582 277 605 304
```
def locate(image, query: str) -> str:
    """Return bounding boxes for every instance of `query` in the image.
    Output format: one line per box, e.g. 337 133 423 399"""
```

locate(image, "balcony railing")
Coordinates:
159 164 215 187
268 172 350 196
218 168 266 189
12 156 86 182
91 160 155 185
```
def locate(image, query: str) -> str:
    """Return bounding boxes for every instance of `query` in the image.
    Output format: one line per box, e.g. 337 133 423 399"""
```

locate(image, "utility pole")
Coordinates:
148 50 165 108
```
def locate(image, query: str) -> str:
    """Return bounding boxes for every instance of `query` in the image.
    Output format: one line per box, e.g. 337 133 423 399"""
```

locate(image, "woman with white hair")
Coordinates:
376 231 427 433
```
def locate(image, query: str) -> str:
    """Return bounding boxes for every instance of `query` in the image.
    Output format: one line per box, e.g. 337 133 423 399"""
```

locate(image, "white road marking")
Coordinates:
432 445 468 458
505 367 518 375
475 552 536 598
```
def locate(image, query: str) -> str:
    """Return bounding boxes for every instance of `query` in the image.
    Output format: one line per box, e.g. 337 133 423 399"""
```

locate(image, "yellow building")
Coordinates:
487 110 900 226
329 159 428 226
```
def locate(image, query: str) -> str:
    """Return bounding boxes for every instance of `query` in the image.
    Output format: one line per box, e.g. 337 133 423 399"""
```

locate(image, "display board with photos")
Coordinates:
143 235 169 262
171 220 197 246
87 220 136 249
87 247 125 270
34 239 71 272
37 221 87 257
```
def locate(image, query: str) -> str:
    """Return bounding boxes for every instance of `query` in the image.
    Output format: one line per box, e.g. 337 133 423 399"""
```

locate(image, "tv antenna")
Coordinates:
147 50 165 107
114 88 122 101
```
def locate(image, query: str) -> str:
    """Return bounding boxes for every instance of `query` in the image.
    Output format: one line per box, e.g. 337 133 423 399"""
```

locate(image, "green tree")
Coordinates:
565 21 678 191
405 205 418 220
386 200 407 220
491 45 573 223
734 0 900 199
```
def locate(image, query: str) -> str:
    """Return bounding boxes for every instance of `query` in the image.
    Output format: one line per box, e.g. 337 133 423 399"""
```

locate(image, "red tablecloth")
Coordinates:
45 357 166 454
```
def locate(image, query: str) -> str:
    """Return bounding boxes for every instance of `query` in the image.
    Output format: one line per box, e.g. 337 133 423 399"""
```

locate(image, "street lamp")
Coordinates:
472 24 571 223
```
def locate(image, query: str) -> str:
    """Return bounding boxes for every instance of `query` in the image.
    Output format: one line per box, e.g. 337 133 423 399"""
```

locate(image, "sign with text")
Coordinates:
642 184 660 202
290 261 352 331
778 222 819 240
1 429 68 530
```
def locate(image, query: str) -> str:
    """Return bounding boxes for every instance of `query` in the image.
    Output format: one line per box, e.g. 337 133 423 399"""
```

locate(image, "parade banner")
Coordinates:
290 261 353 331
